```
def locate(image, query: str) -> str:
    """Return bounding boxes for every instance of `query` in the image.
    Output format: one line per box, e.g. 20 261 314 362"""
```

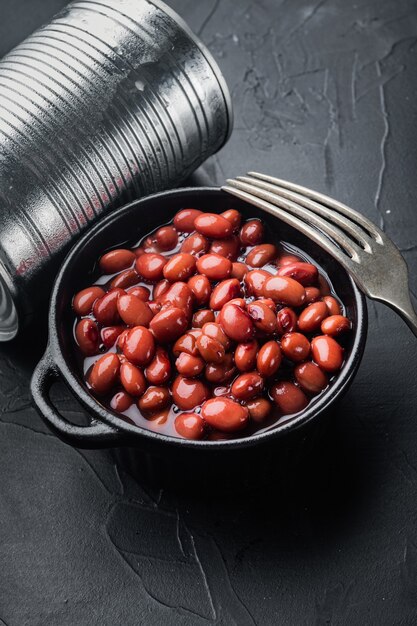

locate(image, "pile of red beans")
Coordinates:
72 207 352 440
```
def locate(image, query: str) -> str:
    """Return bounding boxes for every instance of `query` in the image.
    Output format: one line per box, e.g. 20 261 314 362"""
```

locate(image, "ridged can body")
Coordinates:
0 0 232 339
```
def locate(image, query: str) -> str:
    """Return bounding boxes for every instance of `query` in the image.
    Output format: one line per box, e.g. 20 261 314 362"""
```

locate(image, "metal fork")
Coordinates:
222 172 417 337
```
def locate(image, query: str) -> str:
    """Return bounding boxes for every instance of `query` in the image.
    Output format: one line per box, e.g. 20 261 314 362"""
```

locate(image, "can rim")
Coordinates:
0 262 19 341
149 0 234 148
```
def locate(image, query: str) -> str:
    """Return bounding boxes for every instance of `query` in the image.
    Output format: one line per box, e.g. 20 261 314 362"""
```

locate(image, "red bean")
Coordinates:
205 354 235 383
221 209 242 230
260 298 276 310
181 232 210 255
235 340 259 372
281 332 310 362
229 298 247 308
116 329 130 351
298 301 328 333
196 254 232 281
159 282 194 318
257 341 282 377
110 391 133 412
101 325 125 348
148 301 161 315
153 279 170 300
144 347 171 385
136 253 167 282
218 303 254 342
173 332 199 357
99 249 135 274
201 398 249 432
276 253 302 267
263 275 306 307
175 352 205 377
294 362 328 394
244 269 271 297
120 362 147 396
194 213 233 238
163 253 196 282
192 309 215 328
93 288 124 325
123 326 155 366
89 353 120 395
232 372 264 400
323 296 342 316
240 220 264 246
174 208 202 232
210 236 240 260
75 319 99 355
188 274 211 306
311 335 343 372
246 243 277 267
231 262 249 281
209 278 242 311
138 386 170 412
271 381 308 414
246 398 272 423
202 322 230 348
247 300 278 334
127 285 151 301
110 269 139 290
196 334 225 363
149 307 188 343
117 294 153 327
277 262 318 286
276 307 298 334
321 315 351 336
155 225 178 251
172 376 209 410
175 413 205 440
318 275 331 295
73 286 105 316
304 287 321 304
145 407 170 426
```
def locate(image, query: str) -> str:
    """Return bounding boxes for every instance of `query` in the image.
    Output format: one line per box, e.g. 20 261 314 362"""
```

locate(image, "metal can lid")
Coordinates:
0 264 18 341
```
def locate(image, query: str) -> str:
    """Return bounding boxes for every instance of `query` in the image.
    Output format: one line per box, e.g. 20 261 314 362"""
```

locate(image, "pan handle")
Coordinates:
31 351 125 448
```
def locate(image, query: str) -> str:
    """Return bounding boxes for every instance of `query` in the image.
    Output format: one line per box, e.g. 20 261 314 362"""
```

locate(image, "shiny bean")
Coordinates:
271 381 308 415
234 339 259 372
231 262 249 281
116 329 130 351
159 282 194 318
99 249 135 274
202 322 230 348
155 225 178 251
323 296 342 316
247 301 278 334
149 307 188 343
257 341 282 377
138 386 171 412
153 279 170 300
148 301 161 315
277 262 318 286
276 253 302 267
123 326 155 366
239 220 264 246
93 288 124 325
73 286 105 316
174 208 202 232
311 335 343 372
110 269 139 290
210 236 240 260
318 274 331 295
173 332 199 357
246 243 277 268
232 372 264 400
172 375 209 410
260 298 276 310
120 362 147 397
145 408 170 427
110 391 133 412
201 398 249 432
136 253 167 282
196 334 225 363
89 353 120 395
163 253 196 282
188 274 211 306
221 208 242 230
127 285 151 301
219 303 254 342
229 298 247 308
246 398 272 423
298 301 328 333
175 352 205 377
192 309 215 328
281 332 310 362
244 269 271 297
175 413 205 440
294 362 328 394
321 315 351 336
209 278 242 310
117 294 153 327
75 319 99 355
181 232 210 255
304 287 321 304
196 253 232 281
276 307 298 334
101 325 125 348
205 354 236 383
263 275 306 307
144 347 171 385
194 213 233 239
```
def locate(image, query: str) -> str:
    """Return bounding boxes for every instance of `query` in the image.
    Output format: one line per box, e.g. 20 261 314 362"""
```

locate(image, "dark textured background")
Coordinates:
1 1 417 624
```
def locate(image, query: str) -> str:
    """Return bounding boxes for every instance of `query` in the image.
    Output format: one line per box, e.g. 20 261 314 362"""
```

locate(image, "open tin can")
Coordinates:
0 0 232 340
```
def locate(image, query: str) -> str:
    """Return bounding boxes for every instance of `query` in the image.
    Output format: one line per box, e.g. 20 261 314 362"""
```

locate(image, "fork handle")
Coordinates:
381 291 417 338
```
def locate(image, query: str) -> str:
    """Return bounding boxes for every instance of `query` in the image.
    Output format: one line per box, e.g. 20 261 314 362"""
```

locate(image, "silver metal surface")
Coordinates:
223 172 417 338
0 0 232 339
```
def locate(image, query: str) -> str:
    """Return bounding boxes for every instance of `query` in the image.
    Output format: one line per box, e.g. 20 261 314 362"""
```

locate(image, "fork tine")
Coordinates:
248 171 384 244
225 178 363 263
238 175 373 253
221 184 357 274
